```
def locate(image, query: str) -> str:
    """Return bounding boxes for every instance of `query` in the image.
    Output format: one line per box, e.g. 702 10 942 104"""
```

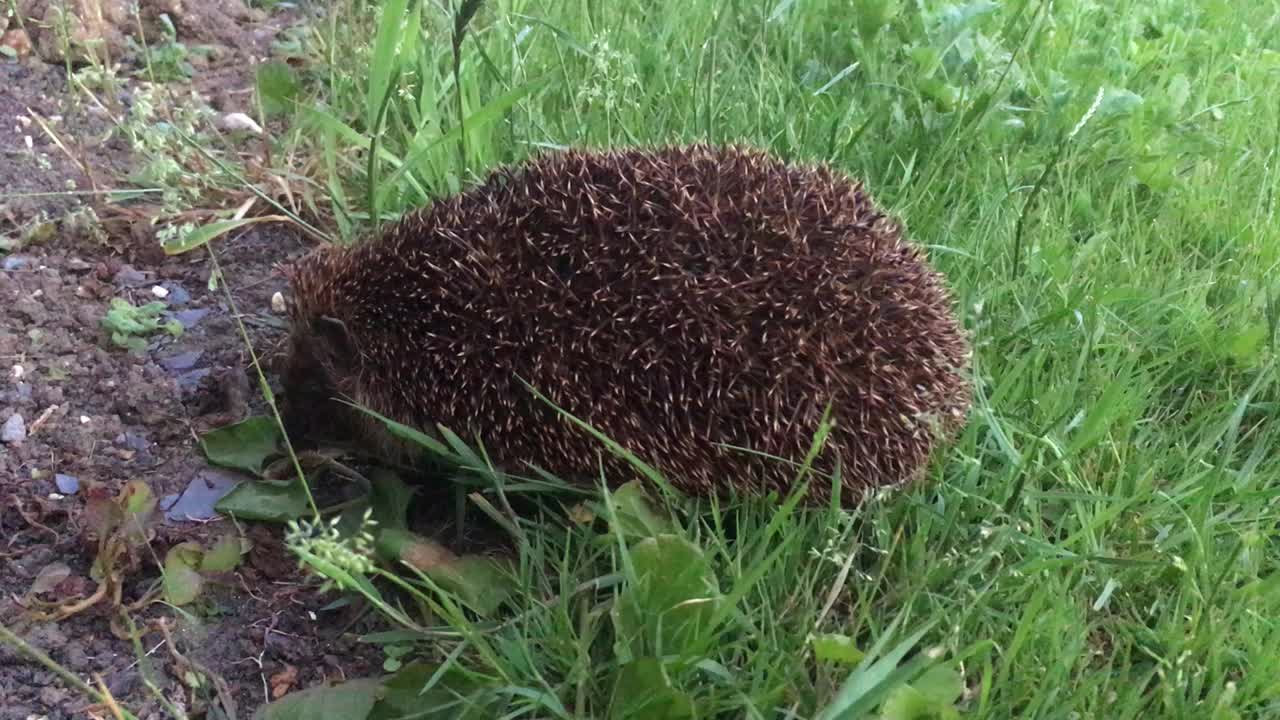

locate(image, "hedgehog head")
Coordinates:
278 248 368 446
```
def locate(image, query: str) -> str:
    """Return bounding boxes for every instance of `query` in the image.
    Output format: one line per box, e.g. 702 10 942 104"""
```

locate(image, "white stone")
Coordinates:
220 112 263 134
2 413 26 444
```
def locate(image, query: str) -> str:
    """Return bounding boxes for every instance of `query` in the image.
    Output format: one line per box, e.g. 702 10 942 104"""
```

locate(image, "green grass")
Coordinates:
252 0 1280 717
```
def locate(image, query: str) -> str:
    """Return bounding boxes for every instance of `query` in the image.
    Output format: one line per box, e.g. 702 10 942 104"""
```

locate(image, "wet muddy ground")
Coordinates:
0 10 388 719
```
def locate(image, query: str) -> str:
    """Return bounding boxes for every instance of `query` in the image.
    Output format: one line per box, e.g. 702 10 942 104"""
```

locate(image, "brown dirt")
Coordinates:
0 9 390 720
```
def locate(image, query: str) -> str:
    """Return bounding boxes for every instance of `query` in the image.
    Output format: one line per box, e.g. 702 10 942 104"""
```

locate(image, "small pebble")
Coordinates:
112 265 148 287
164 283 192 305
2 413 26 443
271 291 286 313
151 285 170 299
11 364 24 379
3 255 32 271
55 474 80 495
79 415 90 424
161 469 244 521
219 112 263 134
176 368 212 394
160 350 203 372
121 430 150 452
173 308 210 329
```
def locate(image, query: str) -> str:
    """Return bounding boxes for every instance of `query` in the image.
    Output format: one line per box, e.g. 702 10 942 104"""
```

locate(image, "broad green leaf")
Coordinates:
252 677 381 720
934 1 999 37
163 542 205 606
380 529 515 617
257 61 299 117
200 532 244 573
1167 74 1191 115
120 480 158 547
369 468 415 531
200 416 282 476
429 555 514 617
121 479 157 515
609 657 695 720
813 634 866 667
1227 324 1268 365
1134 155 1177 192
1098 88 1144 118
880 684 934 720
377 528 457 569
609 481 674 539
612 534 725 662
910 663 965 707
880 663 964 720
369 661 502 720
910 46 941 77
919 79 960 113
855 0 899 40
215 479 311 522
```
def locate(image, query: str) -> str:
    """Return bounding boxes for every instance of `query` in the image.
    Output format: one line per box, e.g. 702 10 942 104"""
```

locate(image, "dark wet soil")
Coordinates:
0 10 387 720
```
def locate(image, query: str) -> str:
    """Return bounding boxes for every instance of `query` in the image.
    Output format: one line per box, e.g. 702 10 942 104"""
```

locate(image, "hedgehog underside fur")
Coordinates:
280 144 972 506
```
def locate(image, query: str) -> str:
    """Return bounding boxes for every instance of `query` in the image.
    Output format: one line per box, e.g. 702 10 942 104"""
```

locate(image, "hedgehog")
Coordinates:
278 144 971 507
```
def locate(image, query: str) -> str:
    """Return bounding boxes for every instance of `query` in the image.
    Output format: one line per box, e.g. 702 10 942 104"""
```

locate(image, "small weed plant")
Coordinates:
101 297 183 353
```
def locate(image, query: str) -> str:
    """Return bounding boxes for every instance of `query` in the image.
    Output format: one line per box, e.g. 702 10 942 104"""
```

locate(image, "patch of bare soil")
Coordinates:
0 7 387 719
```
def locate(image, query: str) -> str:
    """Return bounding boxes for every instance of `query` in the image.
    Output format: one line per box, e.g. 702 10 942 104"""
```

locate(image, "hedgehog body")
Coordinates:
281 144 971 506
